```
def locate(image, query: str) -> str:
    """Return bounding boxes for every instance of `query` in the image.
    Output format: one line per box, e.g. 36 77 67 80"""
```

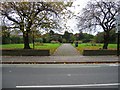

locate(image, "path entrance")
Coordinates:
52 44 80 56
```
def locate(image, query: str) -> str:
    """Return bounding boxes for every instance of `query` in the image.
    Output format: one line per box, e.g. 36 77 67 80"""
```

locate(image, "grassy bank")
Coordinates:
1 43 61 55
72 43 117 54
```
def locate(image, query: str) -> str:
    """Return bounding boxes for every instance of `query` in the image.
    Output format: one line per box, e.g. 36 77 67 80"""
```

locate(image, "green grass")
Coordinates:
1 44 24 49
72 43 117 54
1 43 117 55
1 43 61 55
35 43 61 54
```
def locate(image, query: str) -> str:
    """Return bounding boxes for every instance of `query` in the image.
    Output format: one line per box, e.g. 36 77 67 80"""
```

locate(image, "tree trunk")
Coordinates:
103 31 110 49
23 31 31 49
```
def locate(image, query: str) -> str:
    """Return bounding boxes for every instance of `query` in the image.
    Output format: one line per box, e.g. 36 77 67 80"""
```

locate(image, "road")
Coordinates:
2 64 119 89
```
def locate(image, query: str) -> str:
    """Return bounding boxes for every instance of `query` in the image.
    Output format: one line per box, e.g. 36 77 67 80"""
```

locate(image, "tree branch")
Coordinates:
3 12 19 24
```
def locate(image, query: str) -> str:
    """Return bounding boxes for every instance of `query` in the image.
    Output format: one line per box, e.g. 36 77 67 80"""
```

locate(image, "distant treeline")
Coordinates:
1 30 117 44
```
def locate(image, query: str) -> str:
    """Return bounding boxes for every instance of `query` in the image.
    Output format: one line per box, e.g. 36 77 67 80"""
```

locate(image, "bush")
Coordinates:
74 41 82 44
35 38 43 43
10 36 23 44
51 40 60 44
82 39 92 43
62 39 67 43
35 42 44 46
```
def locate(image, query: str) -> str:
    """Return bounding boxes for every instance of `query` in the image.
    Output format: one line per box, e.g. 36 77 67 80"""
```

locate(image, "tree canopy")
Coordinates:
0 2 72 49
77 0 120 49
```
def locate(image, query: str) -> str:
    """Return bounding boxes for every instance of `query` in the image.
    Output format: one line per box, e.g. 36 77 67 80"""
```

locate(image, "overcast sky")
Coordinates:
62 0 98 35
2 0 102 35
70 0 90 15
65 0 119 35
53 0 101 35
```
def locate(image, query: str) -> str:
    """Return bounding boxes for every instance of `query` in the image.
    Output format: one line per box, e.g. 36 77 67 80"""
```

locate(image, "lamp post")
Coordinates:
117 31 120 56
115 13 120 56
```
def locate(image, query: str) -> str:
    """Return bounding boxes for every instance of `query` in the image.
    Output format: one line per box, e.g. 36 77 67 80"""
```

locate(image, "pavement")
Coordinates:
1 44 120 64
52 44 80 56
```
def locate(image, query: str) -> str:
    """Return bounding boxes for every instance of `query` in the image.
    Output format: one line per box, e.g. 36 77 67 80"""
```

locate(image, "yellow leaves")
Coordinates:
46 2 73 13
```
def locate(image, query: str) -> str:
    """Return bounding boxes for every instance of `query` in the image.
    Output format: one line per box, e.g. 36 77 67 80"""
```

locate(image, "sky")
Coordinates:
65 0 119 35
44 0 93 35
40 0 101 35
61 0 101 35
1 0 103 35
70 0 90 14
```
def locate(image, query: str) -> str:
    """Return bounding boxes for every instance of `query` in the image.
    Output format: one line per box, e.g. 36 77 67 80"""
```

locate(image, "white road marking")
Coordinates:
2 64 119 68
9 70 12 72
109 64 119 66
16 83 120 88
67 74 71 77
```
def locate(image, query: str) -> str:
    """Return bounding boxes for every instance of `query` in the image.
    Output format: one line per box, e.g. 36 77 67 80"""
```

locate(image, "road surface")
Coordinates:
2 64 119 89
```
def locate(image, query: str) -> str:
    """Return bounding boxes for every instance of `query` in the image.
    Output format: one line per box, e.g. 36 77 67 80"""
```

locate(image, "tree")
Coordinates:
49 30 55 41
70 35 76 42
63 31 72 42
10 35 23 44
95 29 116 44
82 33 94 43
43 33 50 43
1 2 72 49
77 0 120 49
1 26 10 44
95 32 104 43
109 29 116 43
76 31 84 41
49 30 54 35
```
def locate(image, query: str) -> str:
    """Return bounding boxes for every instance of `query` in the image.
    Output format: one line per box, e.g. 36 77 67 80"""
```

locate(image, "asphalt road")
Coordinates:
2 64 119 89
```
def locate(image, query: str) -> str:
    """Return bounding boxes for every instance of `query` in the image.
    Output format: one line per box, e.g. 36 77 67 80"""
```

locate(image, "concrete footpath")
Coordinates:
52 44 80 56
1 44 120 64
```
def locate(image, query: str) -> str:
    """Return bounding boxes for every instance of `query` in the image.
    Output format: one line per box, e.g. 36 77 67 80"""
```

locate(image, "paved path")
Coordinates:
53 44 80 56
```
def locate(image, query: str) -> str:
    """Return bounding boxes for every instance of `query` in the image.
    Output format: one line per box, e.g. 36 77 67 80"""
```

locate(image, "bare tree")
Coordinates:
0 2 72 49
77 0 120 49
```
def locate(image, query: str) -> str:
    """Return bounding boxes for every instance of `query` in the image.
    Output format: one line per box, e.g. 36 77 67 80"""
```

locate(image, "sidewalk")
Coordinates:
1 44 120 64
2 55 119 62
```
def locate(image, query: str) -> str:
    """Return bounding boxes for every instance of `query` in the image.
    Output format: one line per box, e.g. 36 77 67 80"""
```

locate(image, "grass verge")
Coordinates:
72 43 117 54
1 43 61 55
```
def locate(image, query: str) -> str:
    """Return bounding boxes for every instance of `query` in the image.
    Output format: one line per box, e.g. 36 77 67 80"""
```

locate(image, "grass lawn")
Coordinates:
72 43 117 54
35 43 61 54
1 43 61 55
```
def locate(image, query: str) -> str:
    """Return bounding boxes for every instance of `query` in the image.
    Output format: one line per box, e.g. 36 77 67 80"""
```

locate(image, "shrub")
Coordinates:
35 42 44 46
51 40 60 44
